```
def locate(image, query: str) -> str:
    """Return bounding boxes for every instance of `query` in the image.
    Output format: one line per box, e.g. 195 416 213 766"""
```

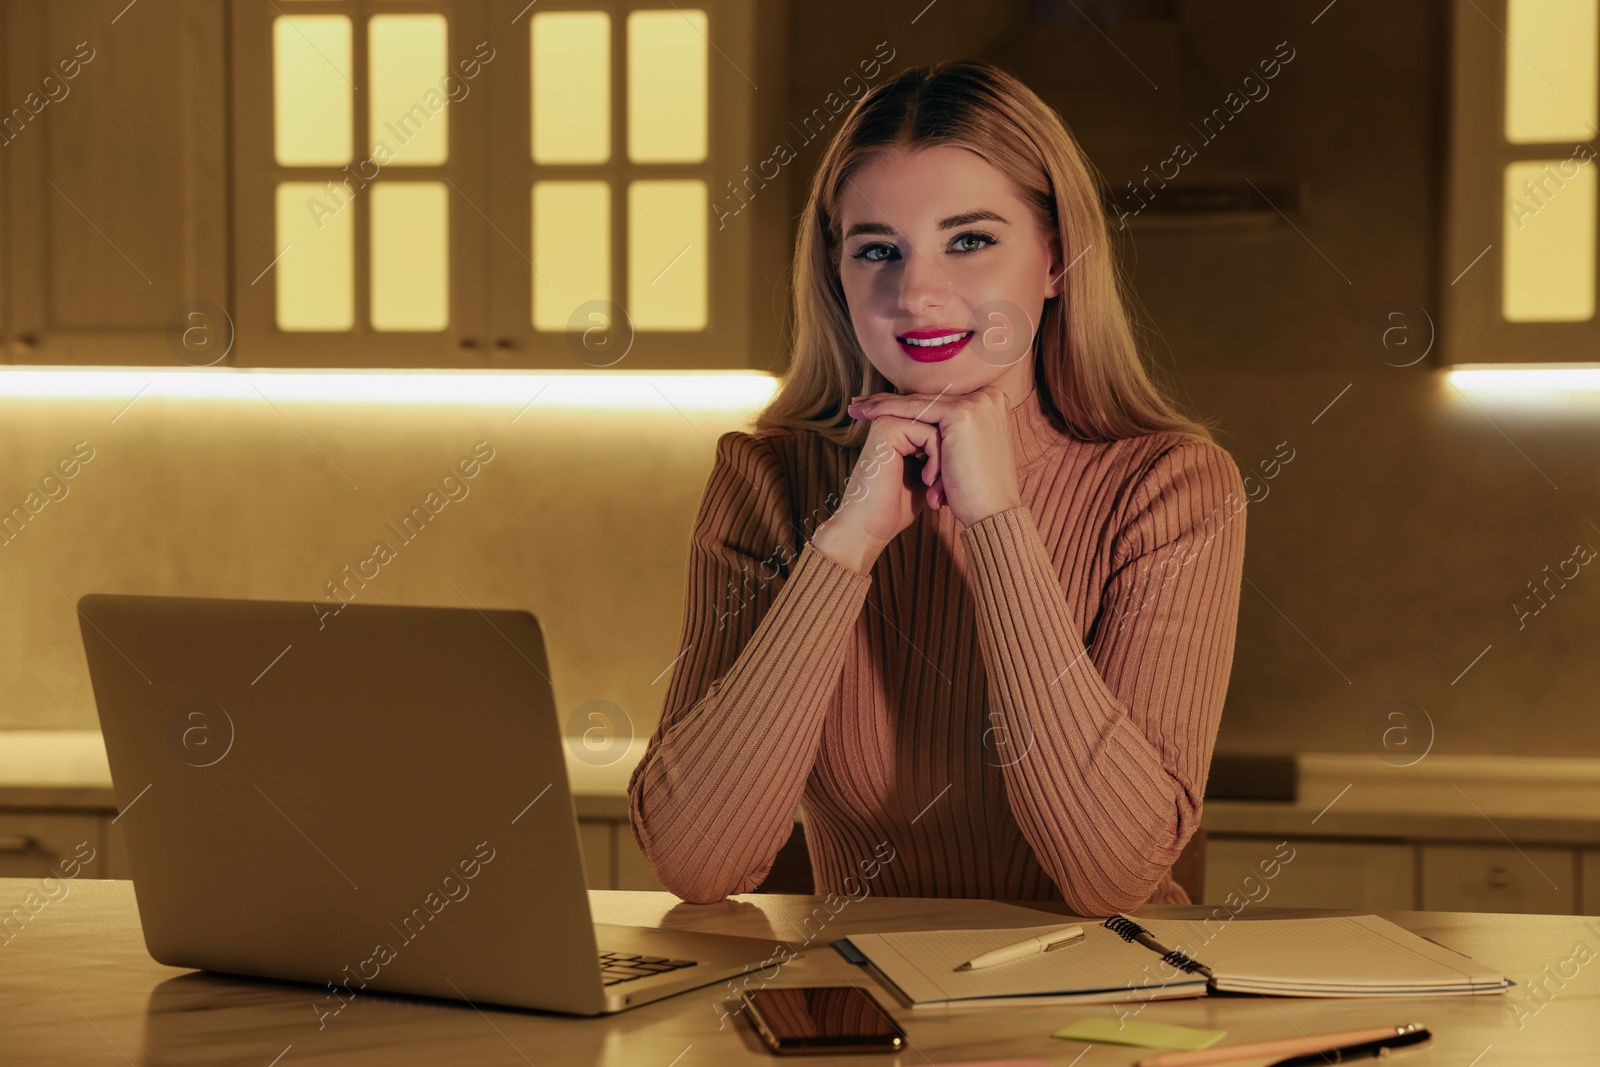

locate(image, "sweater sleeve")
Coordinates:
957 438 1247 916
627 430 873 903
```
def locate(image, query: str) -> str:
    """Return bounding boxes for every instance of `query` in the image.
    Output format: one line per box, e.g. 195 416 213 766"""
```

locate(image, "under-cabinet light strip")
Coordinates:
0 368 779 407
1448 364 1600 391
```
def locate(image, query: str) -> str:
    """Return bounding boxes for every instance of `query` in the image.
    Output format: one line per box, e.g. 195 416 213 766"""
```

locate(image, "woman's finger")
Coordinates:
858 404 941 486
866 406 941 506
872 412 940 461
849 386 997 430
921 426 941 488
877 415 939 509
849 393 953 433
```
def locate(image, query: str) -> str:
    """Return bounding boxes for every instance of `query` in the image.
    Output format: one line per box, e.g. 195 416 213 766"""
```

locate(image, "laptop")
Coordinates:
76 592 794 1016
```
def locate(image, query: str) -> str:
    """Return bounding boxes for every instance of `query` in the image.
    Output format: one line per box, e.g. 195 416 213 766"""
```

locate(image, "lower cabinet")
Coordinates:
1204 836 1415 911
614 827 668 892
578 820 612 890
12 806 1600 915
577 817 666 891
1419 844 1576 914
1584 850 1600 915
3 809 666 892
1207 836 1595 914
104 817 130 879
0 810 113 880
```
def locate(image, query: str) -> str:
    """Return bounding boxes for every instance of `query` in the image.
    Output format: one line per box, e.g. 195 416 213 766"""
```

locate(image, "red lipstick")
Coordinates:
896 326 973 363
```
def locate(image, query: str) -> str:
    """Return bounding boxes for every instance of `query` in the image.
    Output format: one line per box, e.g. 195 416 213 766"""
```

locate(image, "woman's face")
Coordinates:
836 144 1063 401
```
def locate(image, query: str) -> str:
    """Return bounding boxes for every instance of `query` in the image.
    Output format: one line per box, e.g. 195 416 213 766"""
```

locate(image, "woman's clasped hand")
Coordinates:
841 384 1024 538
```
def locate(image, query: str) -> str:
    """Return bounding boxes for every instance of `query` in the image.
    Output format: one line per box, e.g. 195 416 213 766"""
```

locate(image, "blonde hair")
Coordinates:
755 58 1218 448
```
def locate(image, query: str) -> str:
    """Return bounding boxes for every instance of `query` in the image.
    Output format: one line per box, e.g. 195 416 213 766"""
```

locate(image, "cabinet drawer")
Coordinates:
0 811 104 880
1204 837 1414 910
1420 844 1576 914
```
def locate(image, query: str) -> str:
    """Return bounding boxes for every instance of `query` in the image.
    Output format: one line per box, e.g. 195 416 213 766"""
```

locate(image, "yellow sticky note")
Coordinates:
1053 1018 1226 1050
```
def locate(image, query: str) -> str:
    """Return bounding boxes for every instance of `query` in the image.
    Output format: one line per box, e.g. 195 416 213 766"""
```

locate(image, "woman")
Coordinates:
627 58 1248 916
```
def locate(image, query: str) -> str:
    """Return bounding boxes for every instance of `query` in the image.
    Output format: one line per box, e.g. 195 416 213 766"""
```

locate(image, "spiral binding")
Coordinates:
1103 915 1147 941
1159 948 1206 974
1103 915 1209 976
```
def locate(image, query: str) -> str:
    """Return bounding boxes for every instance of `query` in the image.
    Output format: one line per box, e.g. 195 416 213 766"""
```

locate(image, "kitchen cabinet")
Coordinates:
10 736 1600 907
579 816 667 893
2 2 228 364
1420 843 1577 915
1442 0 1600 365
614 824 669 893
578 819 613 893
0 811 106 880
36 807 1600 905
1203 836 1415 912
1203 836 1590 914
104 814 130 880
0 0 791 369
1583 850 1599 915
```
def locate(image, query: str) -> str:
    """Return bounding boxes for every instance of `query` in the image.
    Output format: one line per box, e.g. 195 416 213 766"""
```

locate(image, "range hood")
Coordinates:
987 0 1304 225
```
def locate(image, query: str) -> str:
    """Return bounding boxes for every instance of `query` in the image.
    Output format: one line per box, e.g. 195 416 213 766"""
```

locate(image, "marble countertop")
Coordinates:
5 731 1599 844
9 881 1597 1065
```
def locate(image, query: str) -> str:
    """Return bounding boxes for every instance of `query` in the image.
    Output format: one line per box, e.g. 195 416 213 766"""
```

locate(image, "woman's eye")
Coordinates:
850 232 997 262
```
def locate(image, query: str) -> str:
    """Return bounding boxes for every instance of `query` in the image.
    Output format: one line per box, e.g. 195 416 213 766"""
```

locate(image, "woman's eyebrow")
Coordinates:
843 209 1009 239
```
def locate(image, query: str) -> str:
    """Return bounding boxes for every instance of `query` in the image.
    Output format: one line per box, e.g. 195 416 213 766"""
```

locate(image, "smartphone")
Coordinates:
740 986 907 1055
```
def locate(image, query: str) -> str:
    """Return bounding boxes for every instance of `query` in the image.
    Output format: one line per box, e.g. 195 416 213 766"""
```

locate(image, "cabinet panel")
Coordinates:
483 0 784 370
0 811 105 880
229 0 493 366
103 814 131 879
1441 0 1600 364
1421 844 1576 915
4 1 228 362
614 820 667 893
1204 837 1414 911
577 819 613 890
1583 850 1599 916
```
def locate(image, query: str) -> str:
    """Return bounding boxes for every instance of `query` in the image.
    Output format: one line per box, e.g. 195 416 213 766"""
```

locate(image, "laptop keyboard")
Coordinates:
599 951 698 986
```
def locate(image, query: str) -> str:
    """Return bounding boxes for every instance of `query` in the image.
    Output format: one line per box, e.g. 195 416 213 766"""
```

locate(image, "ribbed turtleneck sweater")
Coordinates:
627 383 1248 915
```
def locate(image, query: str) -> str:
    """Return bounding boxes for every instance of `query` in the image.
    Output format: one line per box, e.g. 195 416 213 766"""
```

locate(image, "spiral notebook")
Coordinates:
834 913 1511 1010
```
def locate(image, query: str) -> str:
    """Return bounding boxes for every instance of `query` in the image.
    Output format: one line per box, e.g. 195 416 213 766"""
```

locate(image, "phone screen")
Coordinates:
742 986 906 1054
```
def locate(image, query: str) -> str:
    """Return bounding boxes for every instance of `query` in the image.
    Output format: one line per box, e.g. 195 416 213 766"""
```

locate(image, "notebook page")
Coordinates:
845 923 1208 1005
1132 914 1506 991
